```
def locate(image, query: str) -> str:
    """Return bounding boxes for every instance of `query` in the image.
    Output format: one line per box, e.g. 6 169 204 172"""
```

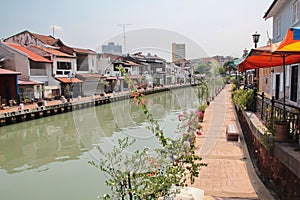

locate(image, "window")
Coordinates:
276 17 281 37
76 55 88 71
290 65 298 102
57 61 71 70
293 1 299 24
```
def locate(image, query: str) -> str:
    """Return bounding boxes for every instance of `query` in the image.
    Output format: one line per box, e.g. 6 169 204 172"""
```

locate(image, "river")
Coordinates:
0 87 200 200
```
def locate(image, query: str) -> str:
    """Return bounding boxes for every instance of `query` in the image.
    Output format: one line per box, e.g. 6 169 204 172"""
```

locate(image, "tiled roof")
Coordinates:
101 53 122 61
73 48 96 54
124 60 139 66
55 77 83 83
0 68 21 75
31 33 59 46
77 73 106 79
34 46 75 58
5 43 52 63
18 79 43 85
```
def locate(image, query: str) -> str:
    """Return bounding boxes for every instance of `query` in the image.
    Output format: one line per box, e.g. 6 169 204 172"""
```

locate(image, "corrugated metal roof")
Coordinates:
31 33 59 46
55 77 83 83
73 48 96 54
5 43 52 63
34 46 75 58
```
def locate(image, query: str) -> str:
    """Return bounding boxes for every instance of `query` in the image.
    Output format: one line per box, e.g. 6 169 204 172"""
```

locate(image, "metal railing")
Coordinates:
257 92 300 145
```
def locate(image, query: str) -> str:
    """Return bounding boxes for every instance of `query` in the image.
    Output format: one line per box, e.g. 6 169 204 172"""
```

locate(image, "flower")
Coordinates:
178 113 184 121
197 130 202 136
177 109 204 138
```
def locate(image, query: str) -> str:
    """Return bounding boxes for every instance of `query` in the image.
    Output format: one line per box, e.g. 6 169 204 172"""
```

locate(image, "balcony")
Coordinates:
30 69 47 76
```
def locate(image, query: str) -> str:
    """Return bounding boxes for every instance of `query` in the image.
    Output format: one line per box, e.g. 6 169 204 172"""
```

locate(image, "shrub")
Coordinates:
232 88 254 111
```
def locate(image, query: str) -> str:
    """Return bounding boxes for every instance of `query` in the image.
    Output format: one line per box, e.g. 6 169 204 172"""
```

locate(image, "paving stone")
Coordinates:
192 84 274 200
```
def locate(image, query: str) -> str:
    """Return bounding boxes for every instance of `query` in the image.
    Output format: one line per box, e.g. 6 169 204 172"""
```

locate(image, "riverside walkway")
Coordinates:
194 84 275 200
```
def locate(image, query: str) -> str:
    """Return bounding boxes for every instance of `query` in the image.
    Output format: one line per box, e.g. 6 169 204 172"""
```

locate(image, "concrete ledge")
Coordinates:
239 110 300 199
274 142 300 179
243 110 300 179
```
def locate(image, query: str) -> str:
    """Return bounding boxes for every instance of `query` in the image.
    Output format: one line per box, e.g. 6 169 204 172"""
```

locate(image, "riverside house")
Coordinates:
260 0 300 106
0 42 52 100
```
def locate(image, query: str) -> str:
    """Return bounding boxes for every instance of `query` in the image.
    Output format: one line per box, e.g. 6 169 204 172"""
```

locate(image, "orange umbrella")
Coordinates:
238 43 300 72
238 27 300 120
275 27 300 54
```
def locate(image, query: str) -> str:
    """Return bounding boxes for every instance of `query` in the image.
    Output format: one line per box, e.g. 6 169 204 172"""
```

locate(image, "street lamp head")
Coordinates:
252 31 260 48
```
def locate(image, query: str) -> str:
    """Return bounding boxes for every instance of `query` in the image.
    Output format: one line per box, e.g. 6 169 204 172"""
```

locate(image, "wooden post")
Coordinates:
261 92 264 120
128 172 133 200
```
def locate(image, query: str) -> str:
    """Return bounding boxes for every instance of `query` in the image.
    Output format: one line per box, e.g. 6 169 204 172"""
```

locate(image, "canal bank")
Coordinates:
194 84 274 200
0 84 202 127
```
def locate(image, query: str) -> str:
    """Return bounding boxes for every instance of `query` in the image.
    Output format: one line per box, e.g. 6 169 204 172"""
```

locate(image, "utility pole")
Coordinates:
117 24 131 54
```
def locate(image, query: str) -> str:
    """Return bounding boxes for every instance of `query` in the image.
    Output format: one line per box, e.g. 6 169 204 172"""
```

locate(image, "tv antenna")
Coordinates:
51 24 55 37
117 24 131 54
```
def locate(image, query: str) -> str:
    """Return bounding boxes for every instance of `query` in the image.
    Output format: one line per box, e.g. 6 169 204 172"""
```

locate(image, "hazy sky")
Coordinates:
1 0 274 60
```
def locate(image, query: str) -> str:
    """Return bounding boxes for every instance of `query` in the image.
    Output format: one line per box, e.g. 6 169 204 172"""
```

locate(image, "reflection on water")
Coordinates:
0 87 199 200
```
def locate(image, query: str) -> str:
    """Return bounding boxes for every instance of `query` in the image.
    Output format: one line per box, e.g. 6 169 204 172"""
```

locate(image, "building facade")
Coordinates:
263 0 300 106
172 43 186 62
102 42 122 55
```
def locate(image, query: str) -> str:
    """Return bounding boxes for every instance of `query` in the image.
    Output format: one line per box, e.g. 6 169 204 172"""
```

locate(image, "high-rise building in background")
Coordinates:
102 42 122 55
172 43 186 62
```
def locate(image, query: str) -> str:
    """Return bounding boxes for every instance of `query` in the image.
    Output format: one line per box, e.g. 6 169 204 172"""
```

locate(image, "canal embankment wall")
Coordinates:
1 84 211 127
237 109 300 200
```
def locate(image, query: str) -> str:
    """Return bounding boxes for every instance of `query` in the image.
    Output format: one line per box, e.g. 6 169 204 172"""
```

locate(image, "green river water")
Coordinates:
0 87 200 200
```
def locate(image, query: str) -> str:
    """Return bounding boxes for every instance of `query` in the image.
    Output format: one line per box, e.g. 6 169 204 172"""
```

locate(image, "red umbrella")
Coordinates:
238 27 300 120
238 43 300 72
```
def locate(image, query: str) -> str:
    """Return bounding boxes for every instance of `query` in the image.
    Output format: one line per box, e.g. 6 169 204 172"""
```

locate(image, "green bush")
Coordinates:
232 88 254 111
198 103 207 112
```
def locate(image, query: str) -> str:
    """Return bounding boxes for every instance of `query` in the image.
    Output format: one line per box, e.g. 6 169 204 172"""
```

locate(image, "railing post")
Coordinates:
253 88 257 112
271 96 275 126
261 92 264 120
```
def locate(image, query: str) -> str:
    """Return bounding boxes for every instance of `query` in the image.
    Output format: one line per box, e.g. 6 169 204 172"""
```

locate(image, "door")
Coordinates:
290 65 298 102
275 74 280 100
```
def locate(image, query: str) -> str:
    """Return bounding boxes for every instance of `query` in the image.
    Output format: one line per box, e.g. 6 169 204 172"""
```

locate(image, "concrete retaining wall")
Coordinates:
238 109 300 200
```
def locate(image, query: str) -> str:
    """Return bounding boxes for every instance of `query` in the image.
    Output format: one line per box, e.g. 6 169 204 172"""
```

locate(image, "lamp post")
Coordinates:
252 31 260 48
252 31 260 112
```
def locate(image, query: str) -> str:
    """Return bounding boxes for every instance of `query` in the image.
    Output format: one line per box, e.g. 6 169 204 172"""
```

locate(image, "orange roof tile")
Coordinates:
0 68 21 75
73 48 96 54
124 60 139 66
31 33 58 46
76 73 106 79
55 77 83 83
34 46 75 58
5 43 52 63
18 79 43 85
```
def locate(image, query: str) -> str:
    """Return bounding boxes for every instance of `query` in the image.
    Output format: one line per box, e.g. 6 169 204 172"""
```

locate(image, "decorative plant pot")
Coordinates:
274 121 289 142
198 113 204 122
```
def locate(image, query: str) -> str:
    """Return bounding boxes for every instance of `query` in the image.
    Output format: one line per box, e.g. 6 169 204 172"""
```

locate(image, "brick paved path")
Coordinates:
193 84 274 200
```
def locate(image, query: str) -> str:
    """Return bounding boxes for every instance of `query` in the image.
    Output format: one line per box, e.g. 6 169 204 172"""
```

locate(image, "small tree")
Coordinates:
90 67 207 199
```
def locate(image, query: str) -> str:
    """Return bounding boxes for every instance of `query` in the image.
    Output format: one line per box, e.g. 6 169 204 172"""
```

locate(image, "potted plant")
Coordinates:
273 120 289 142
63 84 72 102
266 106 289 142
198 103 207 113
197 103 207 122
37 98 44 107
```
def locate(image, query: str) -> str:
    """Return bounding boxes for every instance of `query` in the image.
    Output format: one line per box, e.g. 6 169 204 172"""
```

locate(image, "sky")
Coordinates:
0 0 274 60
